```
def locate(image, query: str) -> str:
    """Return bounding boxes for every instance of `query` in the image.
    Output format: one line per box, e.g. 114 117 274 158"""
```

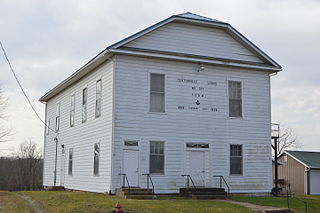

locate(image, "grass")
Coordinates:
231 195 320 213
0 191 33 213
17 191 254 213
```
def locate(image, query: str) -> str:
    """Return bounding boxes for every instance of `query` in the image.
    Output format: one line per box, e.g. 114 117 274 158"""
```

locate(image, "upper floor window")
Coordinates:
228 81 242 117
93 143 100 175
46 119 50 135
95 79 102 118
55 103 60 131
150 73 165 113
149 141 165 174
82 88 87 123
70 94 75 127
230 144 243 175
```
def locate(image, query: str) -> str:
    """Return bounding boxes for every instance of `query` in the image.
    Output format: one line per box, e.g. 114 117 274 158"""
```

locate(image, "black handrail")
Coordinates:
118 173 130 195
181 174 196 188
285 185 307 213
142 173 155 193
213 175 230 194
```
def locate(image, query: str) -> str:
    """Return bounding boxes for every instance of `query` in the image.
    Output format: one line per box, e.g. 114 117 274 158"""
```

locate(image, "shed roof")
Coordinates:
285 150 320 169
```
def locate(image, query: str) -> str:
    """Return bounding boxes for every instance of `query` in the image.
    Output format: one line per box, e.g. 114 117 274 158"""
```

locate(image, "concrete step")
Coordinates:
124 194 158 200
191 194 227 199
191 191 227 195
120 191 154 196
46 186 65 191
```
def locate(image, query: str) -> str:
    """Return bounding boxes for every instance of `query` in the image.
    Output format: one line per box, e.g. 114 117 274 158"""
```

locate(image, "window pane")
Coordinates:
82 88 87 122
150 93 165 112
150 141 164 174
68 148 73 175
229 81 242 117
230 157 242 175
94 143 100 175
150 74 164 92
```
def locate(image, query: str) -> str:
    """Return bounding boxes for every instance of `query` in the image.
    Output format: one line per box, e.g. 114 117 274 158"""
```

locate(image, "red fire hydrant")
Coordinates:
112 202 124 213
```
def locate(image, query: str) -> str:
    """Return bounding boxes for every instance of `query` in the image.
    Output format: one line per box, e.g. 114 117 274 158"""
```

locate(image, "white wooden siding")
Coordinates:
112 55 272 193
43 60 114 193
124 22 263 64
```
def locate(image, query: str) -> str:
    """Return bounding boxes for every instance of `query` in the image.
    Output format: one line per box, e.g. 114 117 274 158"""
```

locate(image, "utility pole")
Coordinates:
271 123 280 196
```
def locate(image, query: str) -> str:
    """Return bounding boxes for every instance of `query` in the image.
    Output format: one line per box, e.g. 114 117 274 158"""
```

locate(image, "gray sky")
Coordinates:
0 0 319 155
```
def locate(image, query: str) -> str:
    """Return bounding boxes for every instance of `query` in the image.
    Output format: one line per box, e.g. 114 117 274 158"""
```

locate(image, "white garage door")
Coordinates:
310 170 320 195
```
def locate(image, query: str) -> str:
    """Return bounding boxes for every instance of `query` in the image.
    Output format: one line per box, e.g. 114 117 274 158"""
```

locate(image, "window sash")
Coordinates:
93 143 100 175
68 148 73 175
82 88 87 122
150 73 165 112
55 103 60 131
95 80 102 117
46 120 50 135
228 81 242 117
149 141 164 174
70 95 75 127
230 145 243 175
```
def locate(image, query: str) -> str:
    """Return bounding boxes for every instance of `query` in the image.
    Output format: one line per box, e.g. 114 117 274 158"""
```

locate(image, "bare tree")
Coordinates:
277 126 298 155
0 86 11 143
15 139 43 190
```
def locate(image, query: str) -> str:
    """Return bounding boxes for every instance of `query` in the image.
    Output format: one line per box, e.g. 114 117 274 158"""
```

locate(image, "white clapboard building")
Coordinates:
40 12 282 194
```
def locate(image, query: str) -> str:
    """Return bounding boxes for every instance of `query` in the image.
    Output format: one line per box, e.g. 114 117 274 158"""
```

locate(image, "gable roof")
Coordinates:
39 12 282 102
284 150 320 169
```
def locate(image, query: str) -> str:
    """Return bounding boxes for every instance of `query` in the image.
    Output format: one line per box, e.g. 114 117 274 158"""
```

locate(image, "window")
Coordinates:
93 143 100 175
55 103 60 131
82 88 87 123
230 145 243 175
124 141 139 146
70 94 75 127
228 81 242 117
150 73 165 112
46 119 50 135
149 141 164 174
68 148 73 175
95 80 102 118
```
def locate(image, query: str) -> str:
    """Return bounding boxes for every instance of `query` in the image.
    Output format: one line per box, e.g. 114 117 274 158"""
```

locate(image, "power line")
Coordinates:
0 41 57 135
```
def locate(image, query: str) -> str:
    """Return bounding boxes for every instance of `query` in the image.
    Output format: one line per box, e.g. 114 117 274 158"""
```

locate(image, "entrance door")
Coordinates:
60 149 66 186
190 151 205 187
123 149 139 187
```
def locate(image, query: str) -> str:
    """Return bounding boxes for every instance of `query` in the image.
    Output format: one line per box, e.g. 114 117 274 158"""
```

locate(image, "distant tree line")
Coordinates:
0 140 43 191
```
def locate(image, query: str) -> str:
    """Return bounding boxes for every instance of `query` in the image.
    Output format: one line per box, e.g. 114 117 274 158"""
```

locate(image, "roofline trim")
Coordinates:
284 151 310 168
109 48 281 72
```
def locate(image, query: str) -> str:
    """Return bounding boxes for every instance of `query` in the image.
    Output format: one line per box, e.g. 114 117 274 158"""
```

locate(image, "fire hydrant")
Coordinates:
112 202 123 213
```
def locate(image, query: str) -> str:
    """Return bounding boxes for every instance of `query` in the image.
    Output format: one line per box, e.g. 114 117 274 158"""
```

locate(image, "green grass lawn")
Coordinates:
17 191 254 213
0 191 33 213
231 195 320 213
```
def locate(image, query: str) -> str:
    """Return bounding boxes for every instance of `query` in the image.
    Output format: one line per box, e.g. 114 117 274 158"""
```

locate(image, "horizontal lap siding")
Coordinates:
112 55 271 193
124 22 263 63
43 60 114 193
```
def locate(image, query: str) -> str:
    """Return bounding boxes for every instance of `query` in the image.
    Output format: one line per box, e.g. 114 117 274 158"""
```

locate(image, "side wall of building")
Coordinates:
43 59 114 193
111 55 272 193
277 154 306 194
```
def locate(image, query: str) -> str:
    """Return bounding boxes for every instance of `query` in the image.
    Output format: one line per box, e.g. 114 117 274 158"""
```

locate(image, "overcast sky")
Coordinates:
0 0 319 155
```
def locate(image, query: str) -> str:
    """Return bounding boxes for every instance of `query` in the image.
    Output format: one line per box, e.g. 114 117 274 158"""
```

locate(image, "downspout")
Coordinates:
42 102 47 188
54 137 58 186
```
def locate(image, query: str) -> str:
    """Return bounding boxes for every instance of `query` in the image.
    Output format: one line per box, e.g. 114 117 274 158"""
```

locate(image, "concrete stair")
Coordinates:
116 187 157 199
180 187 227 199
45 186 65 191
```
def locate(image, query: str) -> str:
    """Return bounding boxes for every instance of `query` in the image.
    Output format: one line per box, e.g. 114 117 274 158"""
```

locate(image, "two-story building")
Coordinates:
39 12 282 194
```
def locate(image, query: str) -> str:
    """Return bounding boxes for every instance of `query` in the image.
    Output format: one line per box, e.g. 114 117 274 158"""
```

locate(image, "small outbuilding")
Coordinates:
276 150 320 195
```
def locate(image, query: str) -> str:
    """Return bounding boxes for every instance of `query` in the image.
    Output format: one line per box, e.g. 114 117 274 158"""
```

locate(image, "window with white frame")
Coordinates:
228 81 242 117
70 94 75 127
55 103 60 131
230 144 243 175
82 88 87 123
95 79 102 118
149 141 164 174
150 73 165 112
46 119 50 135
93 143 100 175
68 148 73 175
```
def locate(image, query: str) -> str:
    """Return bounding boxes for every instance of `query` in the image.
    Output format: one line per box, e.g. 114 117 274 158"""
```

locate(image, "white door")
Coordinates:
190 151 205 187
310 170 320 195
60 149 66 186
123 149 139 187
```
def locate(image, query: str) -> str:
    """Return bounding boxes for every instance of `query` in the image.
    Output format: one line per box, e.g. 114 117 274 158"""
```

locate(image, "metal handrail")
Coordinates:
181 174 196 188
213 175 230 194
118 173 130 195
142 173 155 193
285 185 307 213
